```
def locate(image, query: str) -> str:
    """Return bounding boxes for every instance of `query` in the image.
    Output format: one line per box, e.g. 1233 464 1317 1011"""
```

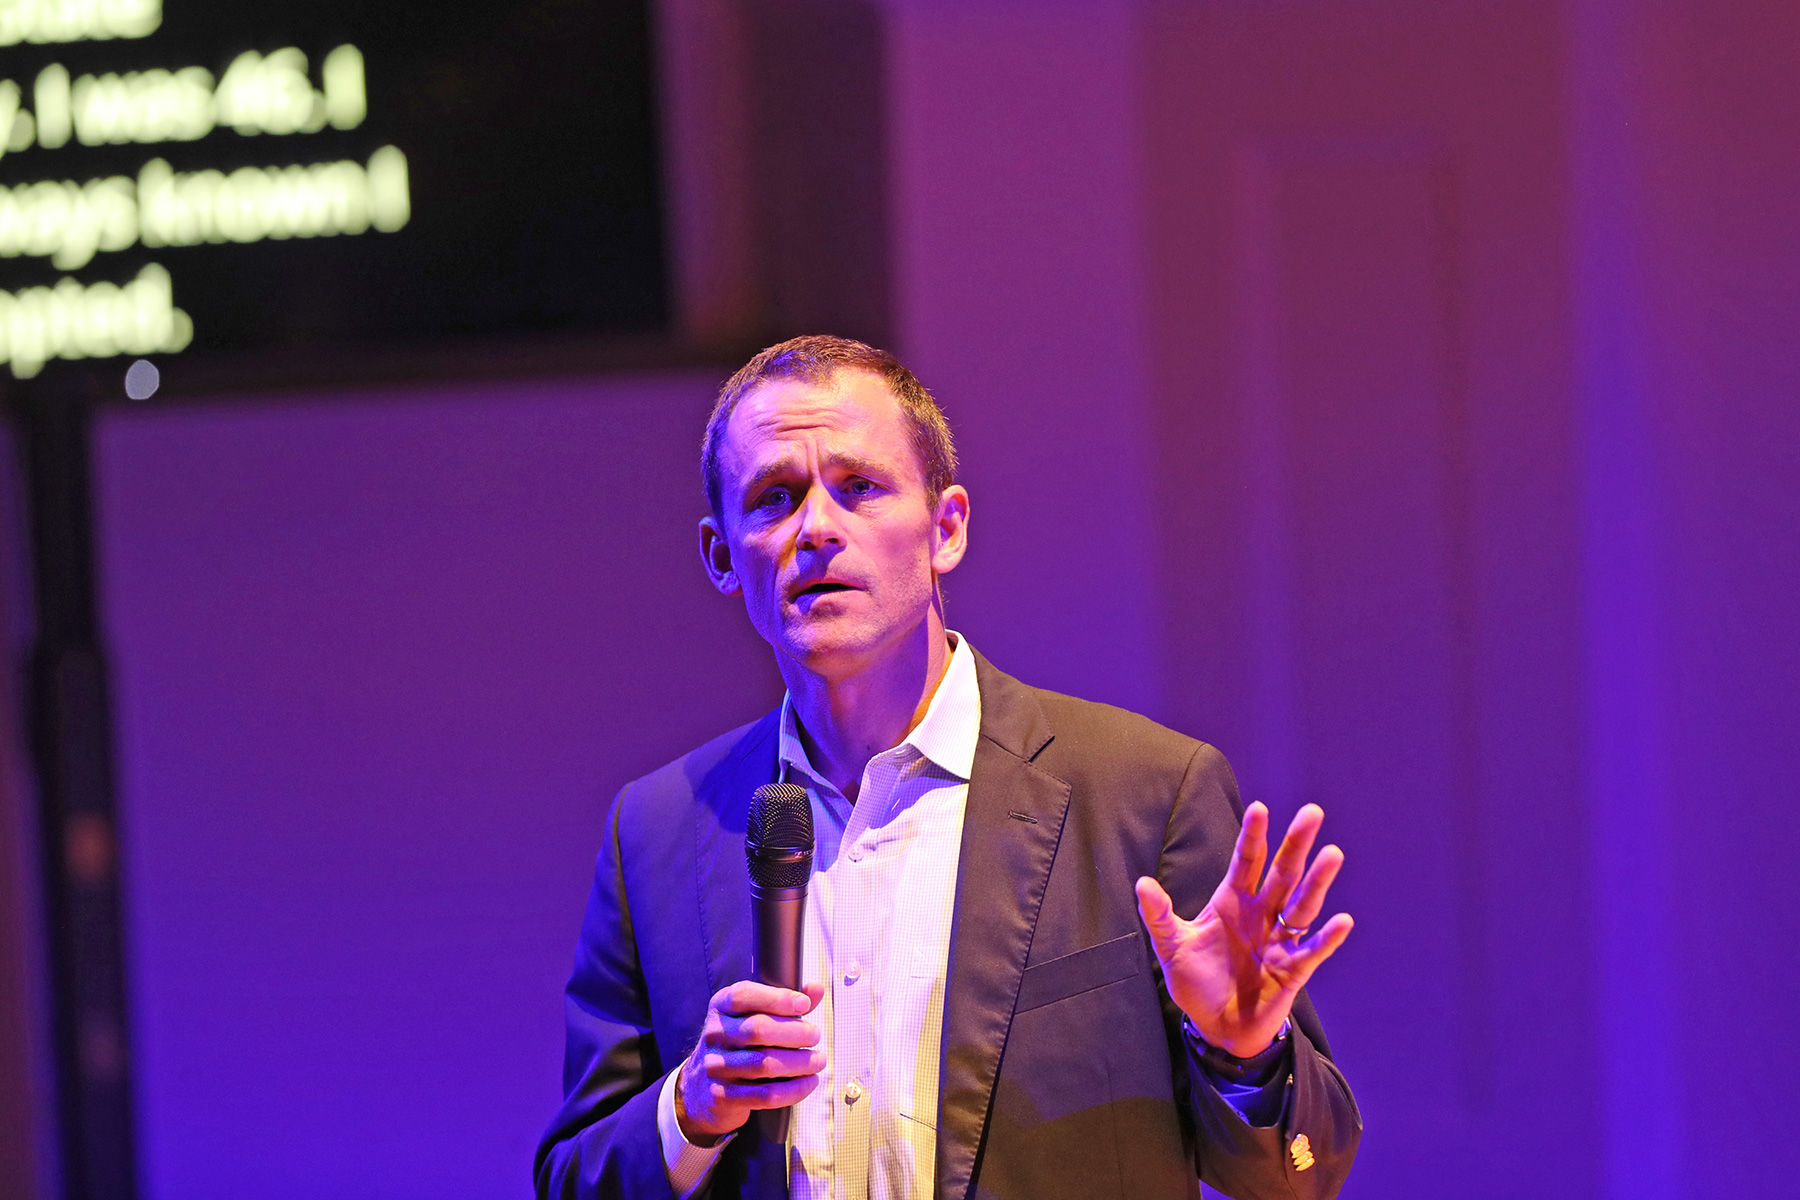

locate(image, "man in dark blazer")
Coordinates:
535 337 1360 1199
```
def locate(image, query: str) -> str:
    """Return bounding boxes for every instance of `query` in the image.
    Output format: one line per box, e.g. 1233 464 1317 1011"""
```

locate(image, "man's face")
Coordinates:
700 370 968 677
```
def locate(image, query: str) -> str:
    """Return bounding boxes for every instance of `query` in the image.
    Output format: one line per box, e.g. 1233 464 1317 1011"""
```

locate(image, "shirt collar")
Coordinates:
778 631 982 786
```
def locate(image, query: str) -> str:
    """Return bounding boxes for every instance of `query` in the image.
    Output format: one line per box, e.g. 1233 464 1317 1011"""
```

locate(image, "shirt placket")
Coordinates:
831 747 908 1200
791 765 847 1200
869 753 942 1200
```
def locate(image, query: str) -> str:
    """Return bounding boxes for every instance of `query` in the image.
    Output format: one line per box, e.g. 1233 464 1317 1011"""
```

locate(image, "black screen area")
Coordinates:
0 0 666 380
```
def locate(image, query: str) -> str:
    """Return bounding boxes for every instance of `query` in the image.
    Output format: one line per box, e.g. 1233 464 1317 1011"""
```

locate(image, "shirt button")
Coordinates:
844 1080 863 1104
847 845 864 863
844 962 862 984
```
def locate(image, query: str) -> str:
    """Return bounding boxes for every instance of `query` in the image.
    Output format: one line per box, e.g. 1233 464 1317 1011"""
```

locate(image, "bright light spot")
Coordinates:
0 146 409 268
72 65 215 145
0 262 191 378
4 44 364 150
0 0 160 47
367 144 409 232
123 356 156 398
139 146 410 246
322 44 365 130
0 80 20 160
34 62 69 148
216 47 321 136
0 174 137 268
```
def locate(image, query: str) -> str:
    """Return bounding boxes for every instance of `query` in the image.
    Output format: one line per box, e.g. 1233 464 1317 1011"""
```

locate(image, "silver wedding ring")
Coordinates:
1274 911 1309 941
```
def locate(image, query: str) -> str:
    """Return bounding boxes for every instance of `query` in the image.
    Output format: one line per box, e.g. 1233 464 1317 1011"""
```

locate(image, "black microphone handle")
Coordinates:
750 883 807 990
749 881 807 1147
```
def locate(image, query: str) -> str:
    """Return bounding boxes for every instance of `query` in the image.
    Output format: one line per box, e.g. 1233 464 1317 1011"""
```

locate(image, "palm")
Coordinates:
1136 803 1353 1058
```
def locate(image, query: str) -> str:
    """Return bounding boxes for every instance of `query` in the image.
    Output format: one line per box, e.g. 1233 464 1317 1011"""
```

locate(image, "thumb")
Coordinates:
1135 875 1184 954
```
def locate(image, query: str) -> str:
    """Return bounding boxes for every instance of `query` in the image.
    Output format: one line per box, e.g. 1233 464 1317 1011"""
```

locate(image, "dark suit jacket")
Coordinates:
535 652 1360 1200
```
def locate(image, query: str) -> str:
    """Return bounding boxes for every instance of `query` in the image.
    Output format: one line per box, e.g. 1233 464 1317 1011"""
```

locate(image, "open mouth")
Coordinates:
795 582 855 598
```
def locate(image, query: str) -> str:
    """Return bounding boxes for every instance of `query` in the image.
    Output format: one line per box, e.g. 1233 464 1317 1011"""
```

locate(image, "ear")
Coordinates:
698 515 741 596
929 484 970 576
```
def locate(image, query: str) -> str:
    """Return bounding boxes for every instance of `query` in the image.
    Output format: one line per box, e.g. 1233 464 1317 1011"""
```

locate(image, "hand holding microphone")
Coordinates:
675 784 824 1145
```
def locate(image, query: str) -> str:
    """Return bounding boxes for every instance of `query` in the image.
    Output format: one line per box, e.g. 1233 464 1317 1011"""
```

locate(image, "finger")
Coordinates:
1274 843 1344 932
1225 803 1270 893
717 1010 822 1050
1134 876 1185 956
722 1072 823 1111
1258 803 1323 910
704 1045 826 1081
1285 913 1355 978
715 980 814 1018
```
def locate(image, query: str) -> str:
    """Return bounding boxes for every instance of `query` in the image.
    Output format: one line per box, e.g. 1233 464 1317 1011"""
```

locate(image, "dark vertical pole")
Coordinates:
11 369 137 1200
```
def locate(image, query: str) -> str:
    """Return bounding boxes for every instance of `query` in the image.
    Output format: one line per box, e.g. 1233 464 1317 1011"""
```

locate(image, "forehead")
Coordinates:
719 370 914 477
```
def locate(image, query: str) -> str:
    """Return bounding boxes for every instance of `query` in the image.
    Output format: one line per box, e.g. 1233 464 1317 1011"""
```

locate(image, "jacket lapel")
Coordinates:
689 711 792 1200
691 709 781 998
934 653 1071 1200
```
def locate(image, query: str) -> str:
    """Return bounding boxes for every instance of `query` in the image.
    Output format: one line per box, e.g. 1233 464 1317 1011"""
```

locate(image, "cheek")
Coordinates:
749 564 785 605
726 546 779 605
872 527 939 594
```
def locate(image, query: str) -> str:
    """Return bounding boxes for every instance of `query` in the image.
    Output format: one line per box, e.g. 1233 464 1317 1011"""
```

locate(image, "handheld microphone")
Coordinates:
745 782 813 1143
746 782 813 990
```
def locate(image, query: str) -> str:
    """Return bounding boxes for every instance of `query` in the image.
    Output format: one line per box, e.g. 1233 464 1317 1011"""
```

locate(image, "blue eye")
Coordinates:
846 478 874 496
758 487 792 509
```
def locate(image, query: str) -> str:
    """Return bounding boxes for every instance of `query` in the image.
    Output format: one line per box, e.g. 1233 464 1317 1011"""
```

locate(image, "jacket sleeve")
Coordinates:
1160 744 1362 1200
534 786 679 1200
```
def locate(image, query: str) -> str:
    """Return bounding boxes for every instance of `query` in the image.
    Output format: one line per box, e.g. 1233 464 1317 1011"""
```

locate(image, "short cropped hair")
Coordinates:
702 335 957 520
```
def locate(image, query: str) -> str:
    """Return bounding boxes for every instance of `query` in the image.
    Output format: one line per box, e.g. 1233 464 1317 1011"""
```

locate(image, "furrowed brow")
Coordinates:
740 452 887 496
741 458 799 497
824 452 883 478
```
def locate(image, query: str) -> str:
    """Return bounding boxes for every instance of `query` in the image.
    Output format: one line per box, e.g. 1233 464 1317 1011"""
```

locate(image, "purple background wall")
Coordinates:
27 1 1795 1198
1594 4 1800 1196
96 376 782 1198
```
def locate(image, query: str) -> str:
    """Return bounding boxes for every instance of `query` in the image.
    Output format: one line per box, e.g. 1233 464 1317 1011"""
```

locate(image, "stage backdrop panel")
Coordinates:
95 372 780 1200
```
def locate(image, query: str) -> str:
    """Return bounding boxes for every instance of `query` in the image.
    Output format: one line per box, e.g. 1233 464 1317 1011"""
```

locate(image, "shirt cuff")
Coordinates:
1184 1017 1292 1128
657 1067 732 1198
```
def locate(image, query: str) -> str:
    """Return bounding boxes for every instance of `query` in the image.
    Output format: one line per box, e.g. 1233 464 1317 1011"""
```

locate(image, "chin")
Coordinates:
778 615 885 670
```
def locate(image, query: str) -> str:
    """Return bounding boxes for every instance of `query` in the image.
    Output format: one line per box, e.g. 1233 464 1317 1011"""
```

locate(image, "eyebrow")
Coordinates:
740 452 887 496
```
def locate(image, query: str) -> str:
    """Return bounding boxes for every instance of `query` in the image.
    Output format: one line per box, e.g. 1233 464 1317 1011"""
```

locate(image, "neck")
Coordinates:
782 616 954 803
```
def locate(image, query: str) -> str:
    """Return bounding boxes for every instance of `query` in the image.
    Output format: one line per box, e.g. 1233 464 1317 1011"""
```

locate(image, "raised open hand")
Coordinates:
1135 802 1353 1058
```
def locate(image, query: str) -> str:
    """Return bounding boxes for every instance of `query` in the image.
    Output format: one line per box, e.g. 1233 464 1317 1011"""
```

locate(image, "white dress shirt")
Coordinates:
658 631 981 1200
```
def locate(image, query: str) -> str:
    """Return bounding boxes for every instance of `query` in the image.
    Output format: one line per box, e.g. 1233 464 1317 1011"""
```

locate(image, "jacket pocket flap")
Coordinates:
1015 931 1144 1013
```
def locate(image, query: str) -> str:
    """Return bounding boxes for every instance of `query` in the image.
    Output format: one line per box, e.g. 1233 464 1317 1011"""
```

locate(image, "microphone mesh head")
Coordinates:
746 783 814 888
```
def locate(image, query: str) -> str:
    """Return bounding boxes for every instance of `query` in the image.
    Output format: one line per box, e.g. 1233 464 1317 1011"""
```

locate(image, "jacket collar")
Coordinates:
969 647 1056 764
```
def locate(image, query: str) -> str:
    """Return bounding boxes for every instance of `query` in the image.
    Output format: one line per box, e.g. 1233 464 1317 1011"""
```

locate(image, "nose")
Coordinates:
795 484 845 551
